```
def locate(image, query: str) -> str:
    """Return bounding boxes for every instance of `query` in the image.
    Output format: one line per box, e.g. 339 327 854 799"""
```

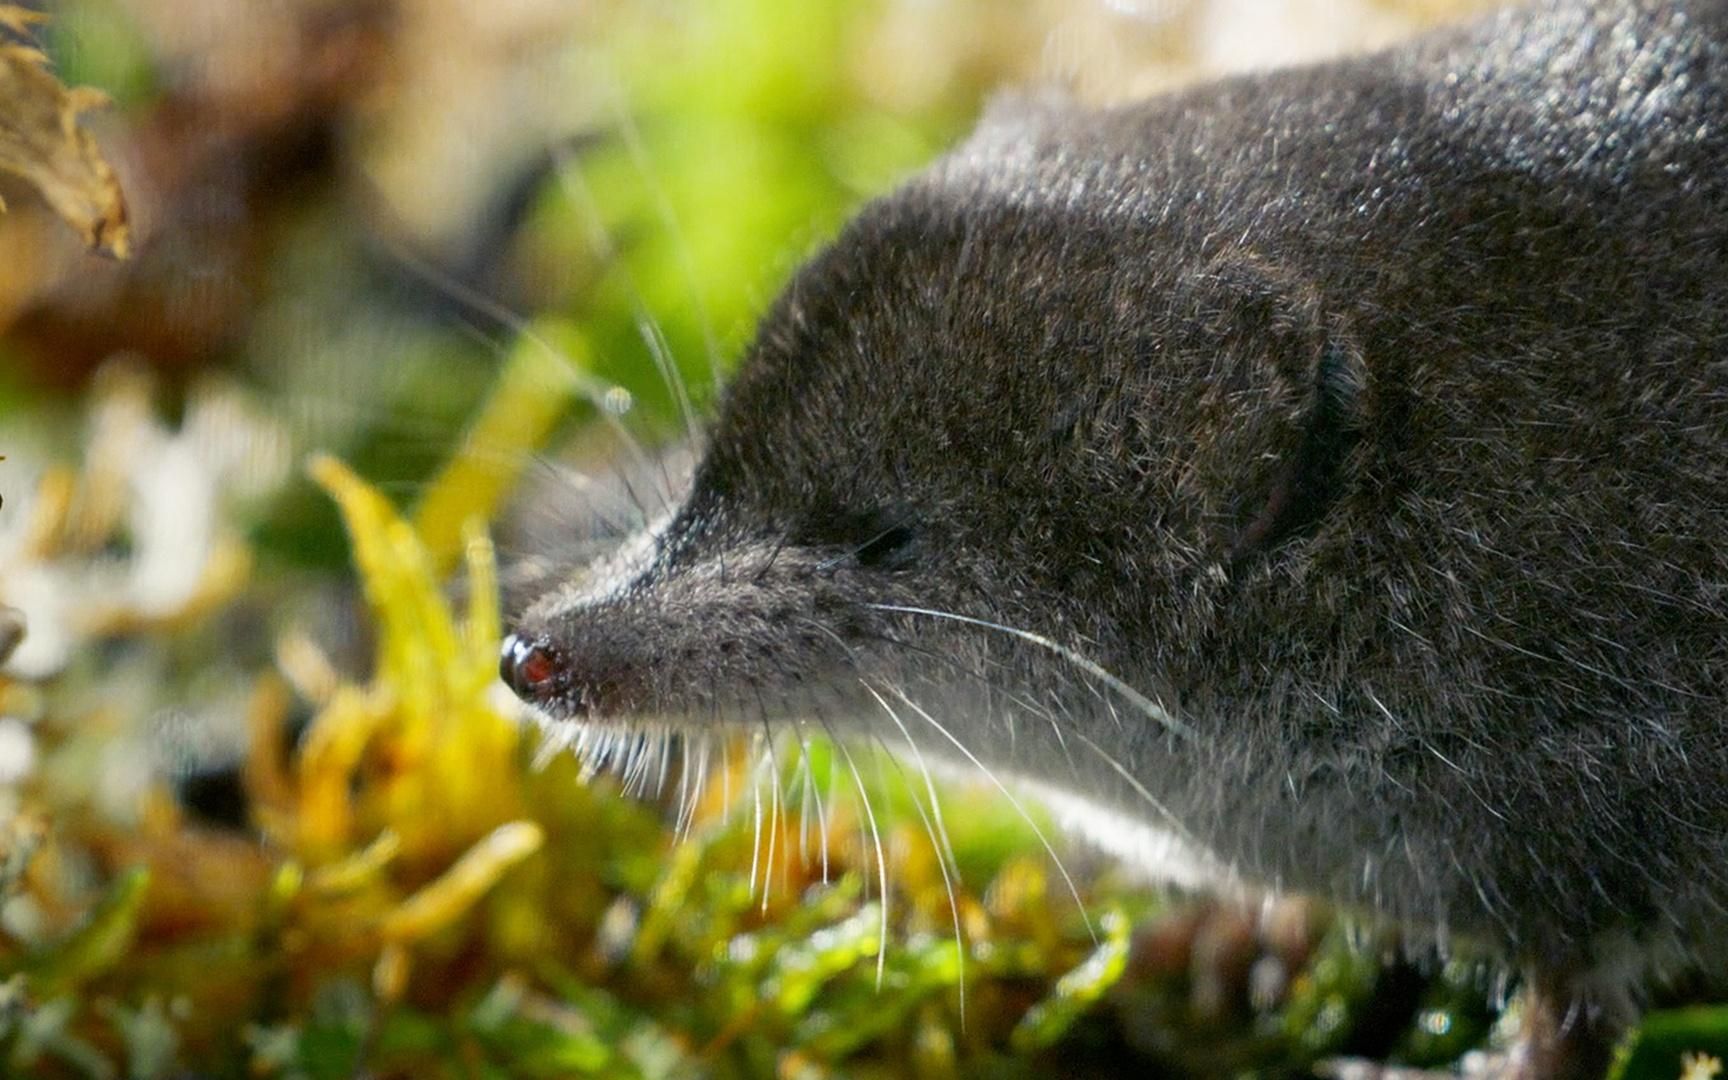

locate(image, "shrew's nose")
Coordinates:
500 633 560 702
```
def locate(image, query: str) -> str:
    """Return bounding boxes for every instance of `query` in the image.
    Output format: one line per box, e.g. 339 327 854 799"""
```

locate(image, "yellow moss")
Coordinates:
308 831 402 899
305 454 526 861
379 821 544 944
242 674 295 825
294 685 385 860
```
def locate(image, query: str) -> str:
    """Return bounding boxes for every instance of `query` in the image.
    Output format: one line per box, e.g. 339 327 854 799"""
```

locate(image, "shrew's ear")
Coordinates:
1171 254 1367 564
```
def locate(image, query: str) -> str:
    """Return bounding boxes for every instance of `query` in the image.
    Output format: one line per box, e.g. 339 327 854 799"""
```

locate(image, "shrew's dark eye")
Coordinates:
854 522 917 569
798 505 920 571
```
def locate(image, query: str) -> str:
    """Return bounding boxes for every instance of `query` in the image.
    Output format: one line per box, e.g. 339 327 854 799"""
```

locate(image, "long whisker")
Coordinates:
858 684 962 881
789 734 812 865
826 731 841 880
375 232 670 508
282 391 656 541
747 734 766 900
890 687 1098 944
867 603 1194 742
509 455 647 535
597 81 727 393
759 713 783 913
674 730 696 837
655 728 673 797
720 736 734 824
833 736 890 990
853 627 1063 733
639 310 703 447
677 727 716 843
549 141 705 448
796 727 832 881
862 683 967 1026
380 441 647 529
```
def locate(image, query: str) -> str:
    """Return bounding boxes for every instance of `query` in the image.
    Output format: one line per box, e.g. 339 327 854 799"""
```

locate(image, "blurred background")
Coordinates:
20 1 1712 1078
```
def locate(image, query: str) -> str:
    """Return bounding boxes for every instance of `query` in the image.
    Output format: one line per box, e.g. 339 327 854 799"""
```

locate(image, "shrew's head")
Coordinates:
501 126 1362 736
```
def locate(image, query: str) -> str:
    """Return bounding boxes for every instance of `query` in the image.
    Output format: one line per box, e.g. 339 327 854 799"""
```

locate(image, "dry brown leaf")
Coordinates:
0 9 130 258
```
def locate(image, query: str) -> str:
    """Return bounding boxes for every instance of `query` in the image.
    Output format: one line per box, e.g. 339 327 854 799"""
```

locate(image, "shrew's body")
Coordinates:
504 3 1728 1073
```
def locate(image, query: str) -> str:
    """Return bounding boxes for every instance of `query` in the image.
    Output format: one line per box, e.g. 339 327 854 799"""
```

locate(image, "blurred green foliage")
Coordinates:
544 0 965 423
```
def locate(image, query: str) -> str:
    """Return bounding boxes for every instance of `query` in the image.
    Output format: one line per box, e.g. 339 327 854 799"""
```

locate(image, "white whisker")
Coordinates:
790 737 813 866
549 137 705 451
677 736 712 843
747 734 770 899
720 737 734 824
760 719 783 913
867 603 1193 742
598 82 727 392
834 737 890 990
795 728 831 880
375 232 667 507
890 687 1098 944
862 684 968 1027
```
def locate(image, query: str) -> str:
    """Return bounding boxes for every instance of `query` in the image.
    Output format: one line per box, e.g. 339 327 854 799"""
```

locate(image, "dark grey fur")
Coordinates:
506 2 1728 1072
